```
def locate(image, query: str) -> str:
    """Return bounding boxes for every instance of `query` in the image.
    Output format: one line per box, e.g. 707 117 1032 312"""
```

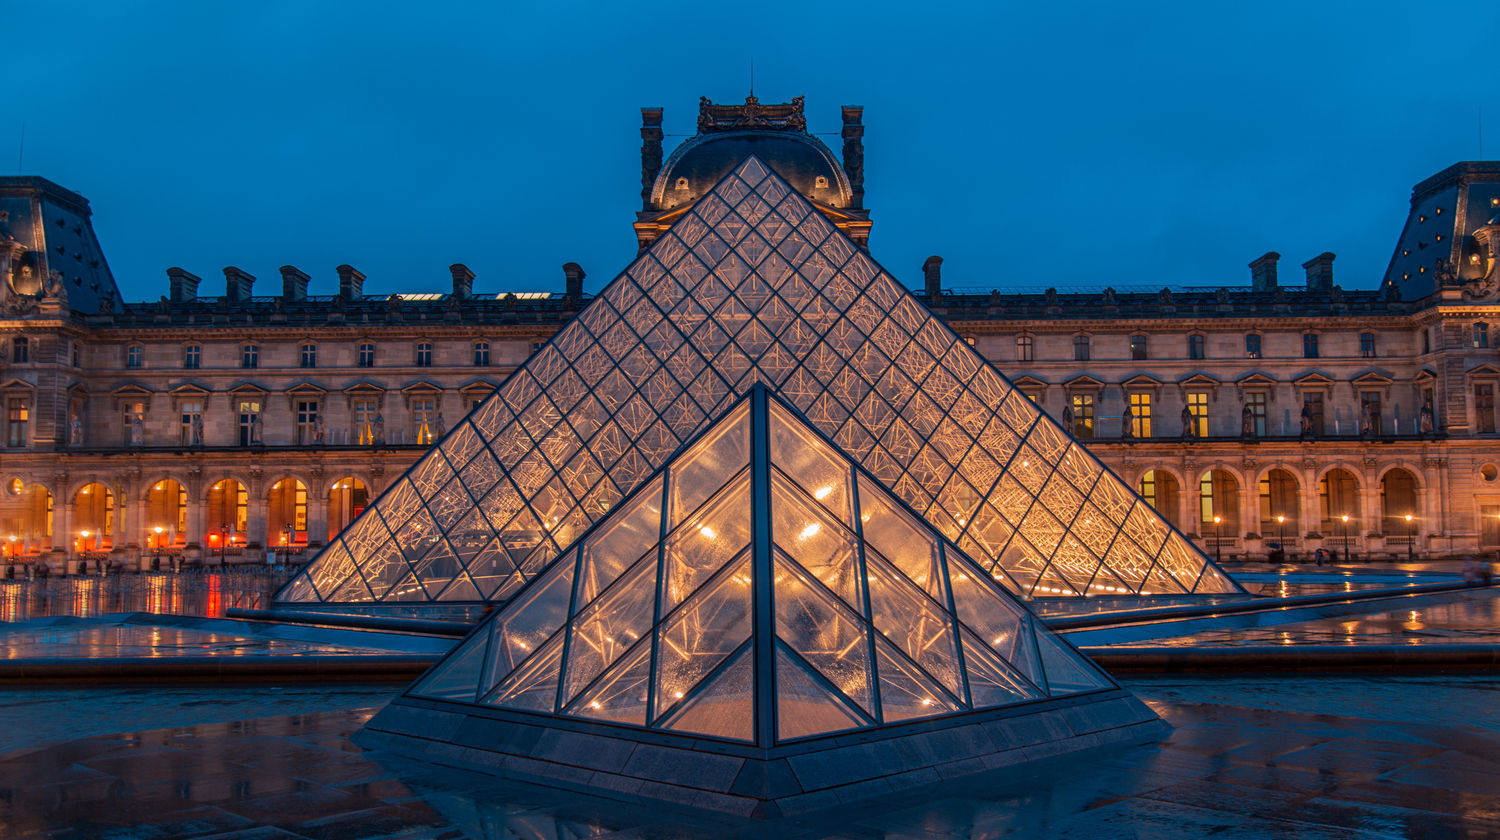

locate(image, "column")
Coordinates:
307 483 328 549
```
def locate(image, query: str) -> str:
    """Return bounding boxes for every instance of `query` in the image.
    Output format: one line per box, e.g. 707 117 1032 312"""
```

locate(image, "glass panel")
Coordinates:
655 554 752 719
662 646 753 742
667 403 749 528
946 552 1033 676
1034 629 1112 695
489 552 575 679
661 473 751 612
562 558 657 705
958 626 1045 708
773 555 874 716
410 629 487 702
775 645 866 741
771 476 862 611
436 572 483 602
770 403 852 526
874 635 962 723
857 477 944 602
488 632 563 713
567 640 652 726
865 551 962 698
576 475 662 607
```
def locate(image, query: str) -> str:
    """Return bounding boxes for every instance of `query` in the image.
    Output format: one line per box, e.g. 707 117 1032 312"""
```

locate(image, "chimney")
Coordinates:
563 262 585 302
922 255 943 301
841 106 865 210
640 107 664 209
1302 252 1336 293
335 264 364 300
278 265 309 301
166 267 200 302
1248 252 1280 293
223 266 255 301
449 263 474 299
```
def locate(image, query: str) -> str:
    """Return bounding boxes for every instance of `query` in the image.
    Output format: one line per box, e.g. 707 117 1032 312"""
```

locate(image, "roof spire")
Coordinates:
749 56 754 98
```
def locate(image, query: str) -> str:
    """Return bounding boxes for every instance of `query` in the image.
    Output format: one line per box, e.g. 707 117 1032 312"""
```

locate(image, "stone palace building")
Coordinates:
1 95 1498 571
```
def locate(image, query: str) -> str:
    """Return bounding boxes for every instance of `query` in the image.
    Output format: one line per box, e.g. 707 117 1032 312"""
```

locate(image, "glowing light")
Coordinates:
920 698 933 706
673 691 684 699
699 526 717 539
589 701 601 710
814 486 833 500
799 523 821 540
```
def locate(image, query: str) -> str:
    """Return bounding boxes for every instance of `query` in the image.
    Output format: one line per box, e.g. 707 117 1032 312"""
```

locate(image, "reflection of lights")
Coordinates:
699 526 717 539
814 486 833 500
921 698 933 706
799 523 821 540
673 691 684 699
589 701 602 710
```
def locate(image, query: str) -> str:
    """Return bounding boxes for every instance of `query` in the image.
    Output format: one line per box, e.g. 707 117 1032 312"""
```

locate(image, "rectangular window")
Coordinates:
1476 323 1490 349
242 345 259 369
353 399 379 445
1070 393 1095 439
238 400 261 446
1073 335 1090 361
179 401 202 445
296 401 320 445
1016 336 1033 362
1245 334 1261 359
1360 391 1383 435
126 345 143 368
1129 335 1147 361
473 341 490 366
358 343 375 368
121 401 144 446
1302 333 1319 358
1482 505 1500 548
1246 392 1267 437
12 338 28 364
1187 392 1208 437
1188 335 1205 360
184 344 201 369
1129 393 1152 438
1359 332 1376 358
299 344 317 368
411 398 436 444
6 399 27 447
415 342 433 367
1476 384 1497 434
1303 393 1326 436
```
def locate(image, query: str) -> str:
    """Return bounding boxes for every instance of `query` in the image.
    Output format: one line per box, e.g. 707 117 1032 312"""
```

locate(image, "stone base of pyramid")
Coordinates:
356 689 1168 819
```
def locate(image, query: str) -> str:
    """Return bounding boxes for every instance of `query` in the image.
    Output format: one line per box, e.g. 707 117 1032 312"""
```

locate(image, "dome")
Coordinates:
651 130 851 211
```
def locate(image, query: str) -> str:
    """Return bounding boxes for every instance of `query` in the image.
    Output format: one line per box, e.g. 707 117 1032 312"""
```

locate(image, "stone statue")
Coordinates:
130 414 144 446
1121 406 1134 440
313 415 325 444
45 271 68 305
250 413 263 445
1299 403 1315 440
1241 403 1255 437
435 412 446 439
1181 404 1195 439
1419 401 1435 435
191 413 204 446
69 414 82 447
1061 403 1074 432
373 413 385 445
1358 401 1373 436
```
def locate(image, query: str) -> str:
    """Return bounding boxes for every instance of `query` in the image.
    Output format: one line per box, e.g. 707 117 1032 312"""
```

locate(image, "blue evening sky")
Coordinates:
7 2 1497 301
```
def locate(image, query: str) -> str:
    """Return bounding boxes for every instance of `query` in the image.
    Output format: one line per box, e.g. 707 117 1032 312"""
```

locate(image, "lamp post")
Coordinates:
152 526 164 571
1404 513 1414 563
219 524 229 566
1276 514 1286 562
1212 515 1223 563
1340 514 1351 565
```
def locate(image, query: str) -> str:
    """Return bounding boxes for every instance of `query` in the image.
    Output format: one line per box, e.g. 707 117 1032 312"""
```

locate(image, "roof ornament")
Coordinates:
697 94 806 134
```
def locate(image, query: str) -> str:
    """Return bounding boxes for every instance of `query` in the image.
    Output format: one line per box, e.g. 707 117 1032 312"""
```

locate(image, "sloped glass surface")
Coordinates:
661 473 751 612
488 633 563 713
655 556 752 718
865 550 962 698
773 555 874 716
856 477 944 602
489 552 574 680
282 157 1237 609
409 629 486 702
567 640 652 726
873 634 962 723
576 476 662 608
958 626 1046 707
661 645 754 742
562 558 656 705
668 403 749 528
775 645 867 742
770 475 862 611
769 401 852 526
1033 629 1113 695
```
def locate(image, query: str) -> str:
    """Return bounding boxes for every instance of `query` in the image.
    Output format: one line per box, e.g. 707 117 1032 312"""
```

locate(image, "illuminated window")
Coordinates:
299 343 317 368
1070 393 1094 439
1319 469 1359 531
1072 334 1090 361
1016 335 1033 362
121 401 144 446
296 401 320 444
1302 333 1318 359
1245 334 1261 359
1186 392 1208 437
238 400 261 446
415 342 433 367
126 344 144 369
412 398 437 444
179 401 202 445
1187 334 1205 360
352 399 379 445
1129 335 1147 360
1359 332 1376 358
11 337 27 364
1129 393 1152 438
473 341 490 366
6 398 28 447
358 342 375 368
268 479 309 545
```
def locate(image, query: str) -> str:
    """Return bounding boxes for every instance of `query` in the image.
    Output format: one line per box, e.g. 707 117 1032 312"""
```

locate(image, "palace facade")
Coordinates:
1 97 1498 571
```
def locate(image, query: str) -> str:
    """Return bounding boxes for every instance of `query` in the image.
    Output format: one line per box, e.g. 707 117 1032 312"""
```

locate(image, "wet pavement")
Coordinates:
0 570 295 622
2 675 1498 838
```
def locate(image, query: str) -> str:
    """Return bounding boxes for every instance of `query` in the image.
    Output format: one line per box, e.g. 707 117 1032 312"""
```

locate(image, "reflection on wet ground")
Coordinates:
2 676 1497 838
0 569 294 622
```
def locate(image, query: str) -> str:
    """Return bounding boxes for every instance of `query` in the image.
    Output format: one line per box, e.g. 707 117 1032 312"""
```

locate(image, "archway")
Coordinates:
205 479 248 550
145 480 187 548
1138 470 1182 528
268 478 308 547
1198 469 1240 539
1380 468 1420 540
73 483 114 550
1258 469 1300 541
1319 468 1360 534
1 482 52 556
327 478 369 542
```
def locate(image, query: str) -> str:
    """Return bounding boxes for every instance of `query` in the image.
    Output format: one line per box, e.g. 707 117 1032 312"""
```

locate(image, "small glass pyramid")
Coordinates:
276 156 1240 609
407 387 1114 744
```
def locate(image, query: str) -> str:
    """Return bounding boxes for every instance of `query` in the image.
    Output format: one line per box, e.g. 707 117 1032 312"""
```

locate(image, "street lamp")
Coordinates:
219 524 229 565
1212 515 1223 563
1276 514 1286 562
1340 514 1351 564
1404 513 1415 563
153 526 164 571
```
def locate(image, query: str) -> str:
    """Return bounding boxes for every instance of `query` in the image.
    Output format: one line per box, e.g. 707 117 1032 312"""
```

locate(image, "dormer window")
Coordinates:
675 177 689 191
814 175 829 189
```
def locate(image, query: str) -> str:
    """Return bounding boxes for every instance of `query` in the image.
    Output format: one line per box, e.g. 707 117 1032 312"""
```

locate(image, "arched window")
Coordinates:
1258 469 1299 538
1380 469 1419 536
268 479 309 546
326 478 369 541
73 483 114 550
1319 469 1359 532
1199 469 1240 535
206 479 248 545
146 480 188 547
1138 470 1181 527
0 483 52 555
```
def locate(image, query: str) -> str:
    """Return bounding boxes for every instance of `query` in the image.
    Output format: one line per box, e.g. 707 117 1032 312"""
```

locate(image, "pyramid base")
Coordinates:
356 689 1168 819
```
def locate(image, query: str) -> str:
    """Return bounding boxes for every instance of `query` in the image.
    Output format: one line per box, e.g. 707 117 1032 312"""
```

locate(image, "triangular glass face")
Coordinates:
279 157 1238 608
403 391 1129 749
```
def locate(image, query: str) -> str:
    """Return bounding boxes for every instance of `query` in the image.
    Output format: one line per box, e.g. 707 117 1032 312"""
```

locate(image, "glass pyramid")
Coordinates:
275 156 1240 609
406 387 1115 744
